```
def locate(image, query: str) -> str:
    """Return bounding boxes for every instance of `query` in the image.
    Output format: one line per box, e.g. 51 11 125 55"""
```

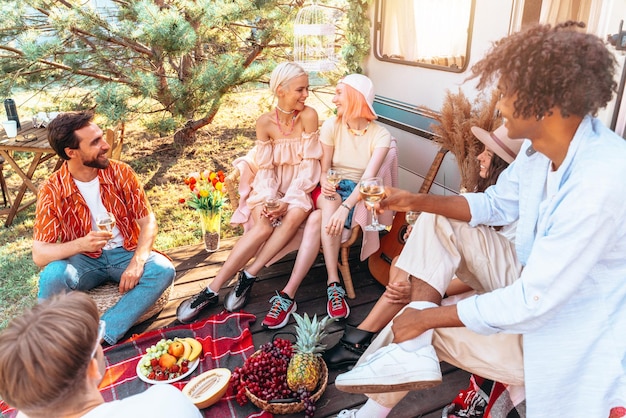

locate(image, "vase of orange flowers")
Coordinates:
184 170 226 252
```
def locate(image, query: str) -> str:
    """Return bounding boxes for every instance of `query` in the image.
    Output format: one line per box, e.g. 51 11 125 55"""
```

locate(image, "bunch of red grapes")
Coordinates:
230 338 318 417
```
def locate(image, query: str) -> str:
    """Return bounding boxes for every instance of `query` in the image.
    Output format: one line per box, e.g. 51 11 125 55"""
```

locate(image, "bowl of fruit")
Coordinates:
230 314 330 417
136 337 203 384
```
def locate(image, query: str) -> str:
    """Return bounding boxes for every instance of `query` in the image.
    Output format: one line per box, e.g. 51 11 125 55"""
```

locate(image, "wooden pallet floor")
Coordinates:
125 237 470 418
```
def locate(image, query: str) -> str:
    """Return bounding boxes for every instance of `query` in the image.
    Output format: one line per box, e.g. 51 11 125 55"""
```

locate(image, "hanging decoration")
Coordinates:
294 1 336 72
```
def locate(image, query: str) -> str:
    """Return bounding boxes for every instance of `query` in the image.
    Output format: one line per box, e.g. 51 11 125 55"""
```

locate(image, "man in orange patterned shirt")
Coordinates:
32 111 175 345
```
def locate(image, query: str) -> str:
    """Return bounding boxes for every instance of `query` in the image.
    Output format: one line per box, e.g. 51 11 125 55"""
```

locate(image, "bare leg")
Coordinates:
245 207 310 276
281 210 322 298
208 205 274 293
408 276 442 305
316 195 342 284
359 256 411 332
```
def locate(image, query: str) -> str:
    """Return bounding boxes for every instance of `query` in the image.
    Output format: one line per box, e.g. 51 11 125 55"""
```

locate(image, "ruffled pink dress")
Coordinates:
231 131 322 228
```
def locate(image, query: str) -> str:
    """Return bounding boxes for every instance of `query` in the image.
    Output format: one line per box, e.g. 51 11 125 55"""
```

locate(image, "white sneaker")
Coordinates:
336 409 358 418
334 343 442 393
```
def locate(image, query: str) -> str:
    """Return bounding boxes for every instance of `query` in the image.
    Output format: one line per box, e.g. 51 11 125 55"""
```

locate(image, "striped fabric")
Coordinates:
33 160 151 258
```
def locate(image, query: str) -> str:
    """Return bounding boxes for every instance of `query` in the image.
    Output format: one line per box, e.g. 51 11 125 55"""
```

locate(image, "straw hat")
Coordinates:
471 125 523 164
339 74 377 117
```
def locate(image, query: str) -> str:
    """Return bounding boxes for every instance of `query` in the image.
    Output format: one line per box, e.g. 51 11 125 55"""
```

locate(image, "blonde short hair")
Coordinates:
0 292 100 414
269 62 307 96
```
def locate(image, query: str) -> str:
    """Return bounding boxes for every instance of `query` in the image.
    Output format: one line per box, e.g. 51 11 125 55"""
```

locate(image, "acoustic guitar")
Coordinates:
367 147 448 286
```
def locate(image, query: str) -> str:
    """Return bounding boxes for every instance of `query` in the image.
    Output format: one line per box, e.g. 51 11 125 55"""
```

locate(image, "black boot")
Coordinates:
323 324 374 370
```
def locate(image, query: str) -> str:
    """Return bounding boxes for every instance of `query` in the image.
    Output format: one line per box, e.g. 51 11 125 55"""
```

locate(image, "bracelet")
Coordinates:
341 203 351 211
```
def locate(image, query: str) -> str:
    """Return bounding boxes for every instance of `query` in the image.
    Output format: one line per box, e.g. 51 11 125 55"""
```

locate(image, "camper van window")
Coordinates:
374 0 474 72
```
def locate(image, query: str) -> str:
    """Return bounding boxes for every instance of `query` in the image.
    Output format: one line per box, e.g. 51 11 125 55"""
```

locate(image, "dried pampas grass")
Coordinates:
431 89 501 192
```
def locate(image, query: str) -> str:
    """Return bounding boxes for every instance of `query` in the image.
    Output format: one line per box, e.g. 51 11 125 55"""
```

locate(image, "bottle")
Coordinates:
4 99 21 130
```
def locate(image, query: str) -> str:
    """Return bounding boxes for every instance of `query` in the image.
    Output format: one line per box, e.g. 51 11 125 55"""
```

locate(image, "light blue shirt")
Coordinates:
459 116 626 416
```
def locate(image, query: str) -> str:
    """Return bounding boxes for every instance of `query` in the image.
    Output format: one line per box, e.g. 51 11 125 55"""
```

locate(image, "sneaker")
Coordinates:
334 343 442 393
262 291 297 329
223 271 256 312
176 288 218 324
336 410 358 418
327 282 350 319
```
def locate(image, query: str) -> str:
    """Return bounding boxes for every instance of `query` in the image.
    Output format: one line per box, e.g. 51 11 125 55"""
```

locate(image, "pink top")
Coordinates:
231 131 322 227
231 138 398 265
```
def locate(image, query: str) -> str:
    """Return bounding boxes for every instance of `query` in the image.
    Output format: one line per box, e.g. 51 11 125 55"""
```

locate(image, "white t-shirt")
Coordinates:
82 385 202 417
73 177 124 249
319 117 391 182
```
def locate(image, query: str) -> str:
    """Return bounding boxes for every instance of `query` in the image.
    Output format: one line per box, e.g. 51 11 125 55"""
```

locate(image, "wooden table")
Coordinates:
0 120 62 227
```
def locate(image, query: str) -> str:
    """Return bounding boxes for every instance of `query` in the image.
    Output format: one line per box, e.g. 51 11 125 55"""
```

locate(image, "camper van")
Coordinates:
365 0 626 195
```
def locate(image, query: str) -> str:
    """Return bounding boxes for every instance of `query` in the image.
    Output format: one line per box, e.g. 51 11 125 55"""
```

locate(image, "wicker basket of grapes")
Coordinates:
230 314 331 417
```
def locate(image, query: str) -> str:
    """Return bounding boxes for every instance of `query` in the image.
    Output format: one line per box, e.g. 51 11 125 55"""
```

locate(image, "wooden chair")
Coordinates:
105 122 125 160
224 139 398 299
0 156 11 208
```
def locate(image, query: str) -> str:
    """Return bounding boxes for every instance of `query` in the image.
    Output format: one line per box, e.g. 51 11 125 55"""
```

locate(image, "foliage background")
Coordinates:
0 0 371 142
0 87 335 330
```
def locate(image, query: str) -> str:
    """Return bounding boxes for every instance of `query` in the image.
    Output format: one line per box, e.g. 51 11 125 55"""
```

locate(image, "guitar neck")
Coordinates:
419 147 448 195
367 146 449 286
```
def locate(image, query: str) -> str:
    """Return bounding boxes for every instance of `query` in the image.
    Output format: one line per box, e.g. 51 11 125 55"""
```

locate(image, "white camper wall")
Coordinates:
365 0 514 194
365 0 513 113
364 0 626 193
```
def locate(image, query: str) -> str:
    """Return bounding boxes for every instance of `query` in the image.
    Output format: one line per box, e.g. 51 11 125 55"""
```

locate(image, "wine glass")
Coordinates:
405 211 419 226
95 212 116 250
264 197 282 227
326 168 341 200
359 177 386 231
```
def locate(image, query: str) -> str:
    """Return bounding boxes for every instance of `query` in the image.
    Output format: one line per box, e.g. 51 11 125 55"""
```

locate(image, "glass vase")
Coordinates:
199 209 221 252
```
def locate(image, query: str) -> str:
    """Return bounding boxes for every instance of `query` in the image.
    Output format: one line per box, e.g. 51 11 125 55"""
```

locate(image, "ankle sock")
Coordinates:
407 300 438 310
205 287 218 296
355 399 392 418
397 301 438 352
243 270 256 279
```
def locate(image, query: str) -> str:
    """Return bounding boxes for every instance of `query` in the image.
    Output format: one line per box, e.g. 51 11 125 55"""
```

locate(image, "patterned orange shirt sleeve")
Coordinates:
34 161 151 258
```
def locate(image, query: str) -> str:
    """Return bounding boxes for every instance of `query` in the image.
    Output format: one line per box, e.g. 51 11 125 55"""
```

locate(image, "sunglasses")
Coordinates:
90 320 106 359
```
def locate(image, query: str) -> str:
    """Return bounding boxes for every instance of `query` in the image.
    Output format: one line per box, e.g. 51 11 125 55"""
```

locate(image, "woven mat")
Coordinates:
1 311 272 418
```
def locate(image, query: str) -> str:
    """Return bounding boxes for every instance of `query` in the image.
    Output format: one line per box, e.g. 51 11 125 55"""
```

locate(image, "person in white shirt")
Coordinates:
0 292 201 418
334 21 626 418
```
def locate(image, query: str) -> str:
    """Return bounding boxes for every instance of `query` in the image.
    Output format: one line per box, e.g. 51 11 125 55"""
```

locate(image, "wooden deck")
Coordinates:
126 237 470 418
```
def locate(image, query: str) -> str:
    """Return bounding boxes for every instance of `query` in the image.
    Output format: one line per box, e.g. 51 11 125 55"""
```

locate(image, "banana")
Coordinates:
184 337 203 362
177 339 192 365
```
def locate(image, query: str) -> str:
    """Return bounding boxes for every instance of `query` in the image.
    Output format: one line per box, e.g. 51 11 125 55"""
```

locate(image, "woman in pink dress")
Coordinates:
176 62 321 324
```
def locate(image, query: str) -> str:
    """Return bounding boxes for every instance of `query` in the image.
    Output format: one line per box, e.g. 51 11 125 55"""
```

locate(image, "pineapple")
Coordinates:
286 313 331 392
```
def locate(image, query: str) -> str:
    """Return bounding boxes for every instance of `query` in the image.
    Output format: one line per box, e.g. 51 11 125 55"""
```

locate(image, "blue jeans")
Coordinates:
38 247 175 345
337 179 357 229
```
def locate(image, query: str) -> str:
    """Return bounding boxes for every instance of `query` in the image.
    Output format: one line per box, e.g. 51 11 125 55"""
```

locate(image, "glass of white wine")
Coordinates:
95 212 116 250
405 211 419 226
359 177 386 231
264 196 282 227
326 168 341 200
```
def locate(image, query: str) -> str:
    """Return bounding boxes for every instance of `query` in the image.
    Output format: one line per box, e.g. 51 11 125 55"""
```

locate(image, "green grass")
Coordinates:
0 118 253 332
0 86 333 330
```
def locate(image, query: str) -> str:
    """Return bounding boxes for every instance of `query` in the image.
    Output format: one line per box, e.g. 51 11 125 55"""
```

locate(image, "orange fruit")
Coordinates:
168 341 185 358
159 353 177 369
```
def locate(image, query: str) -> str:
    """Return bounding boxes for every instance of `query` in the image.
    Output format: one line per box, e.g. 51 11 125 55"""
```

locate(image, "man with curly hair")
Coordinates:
333 22 626 417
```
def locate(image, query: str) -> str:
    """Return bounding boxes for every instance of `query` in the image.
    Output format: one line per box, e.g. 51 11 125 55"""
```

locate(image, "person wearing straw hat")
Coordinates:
324 124 522 375
335 21 626 418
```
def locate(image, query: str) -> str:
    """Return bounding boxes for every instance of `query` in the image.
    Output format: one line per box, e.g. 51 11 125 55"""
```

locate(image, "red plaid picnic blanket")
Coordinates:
1 311 272 418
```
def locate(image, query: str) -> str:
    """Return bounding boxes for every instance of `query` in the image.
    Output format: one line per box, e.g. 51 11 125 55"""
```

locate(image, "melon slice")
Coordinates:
182 368 231 409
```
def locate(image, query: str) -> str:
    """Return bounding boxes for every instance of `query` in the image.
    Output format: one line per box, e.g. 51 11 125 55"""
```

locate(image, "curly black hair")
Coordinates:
470 21 617 119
